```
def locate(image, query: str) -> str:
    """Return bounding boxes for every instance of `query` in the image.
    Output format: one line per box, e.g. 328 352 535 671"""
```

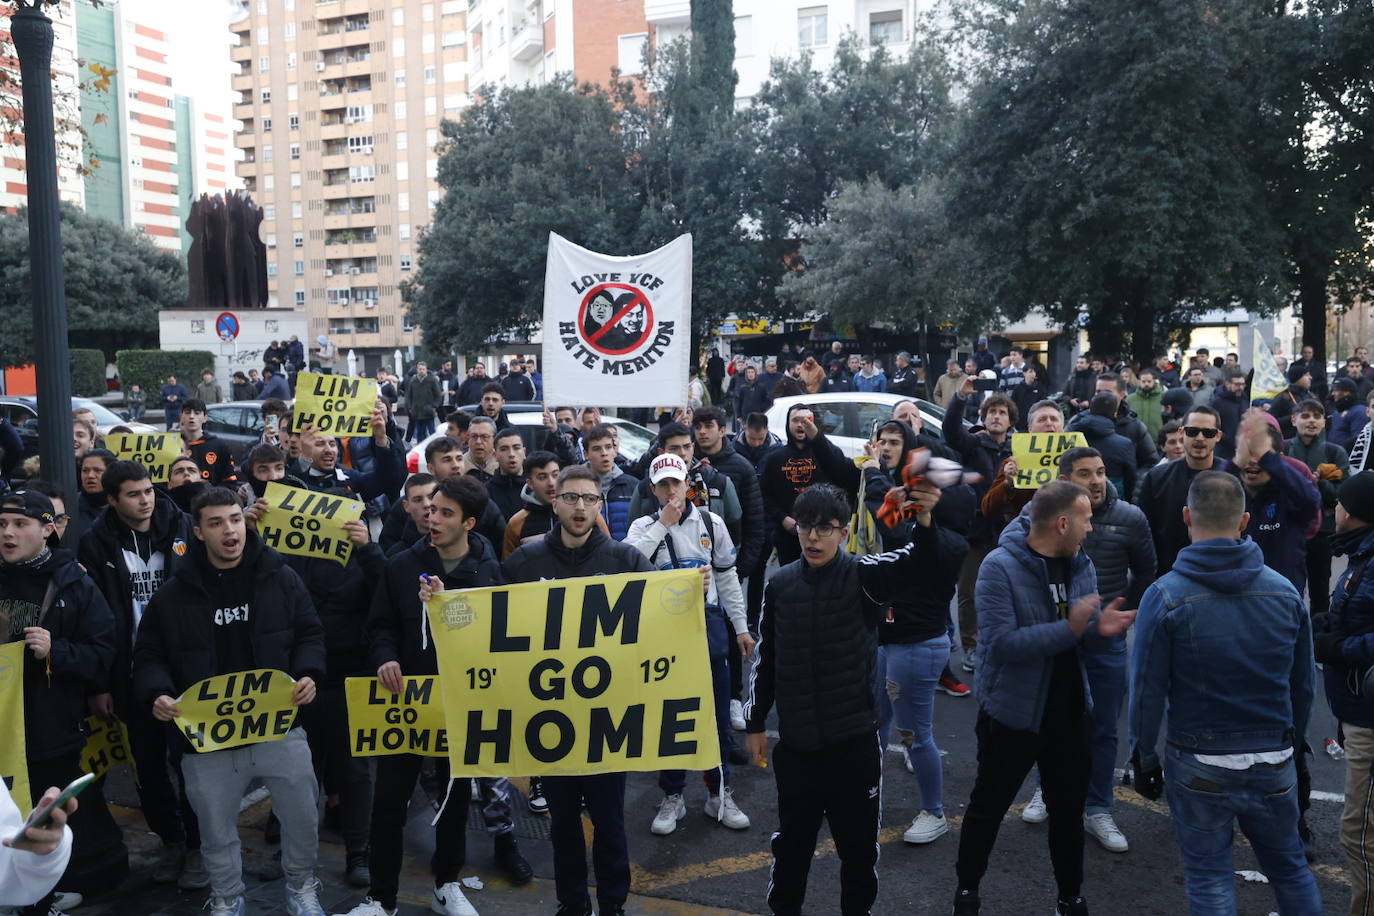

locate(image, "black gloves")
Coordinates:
1130 748 1164 802
1313 615 1346 665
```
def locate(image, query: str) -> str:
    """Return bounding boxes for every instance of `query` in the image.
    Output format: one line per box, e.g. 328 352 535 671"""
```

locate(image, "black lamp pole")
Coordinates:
12 1 77 517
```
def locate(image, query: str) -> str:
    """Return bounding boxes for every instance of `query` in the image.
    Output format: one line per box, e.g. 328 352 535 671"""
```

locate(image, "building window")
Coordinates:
262 116 273 132
294 260 304 276
265 205 276 220
288 84 298 101
398 192 409 211
293 232 303 248
798 6 828 48
394 101 407 119
396 161 409 181
259 56 270 72
425 128 437 148
869 9 902 44
264 144 273 162
426 158 438 179
423 3 434 22
267 261 278 278
292 202 303 218
284 22 296 41
617 33 647 76
735 16 752 57
396 131 408 150
295 290 306 306
399 223 411 240
266 232 277 249
400 253 412 270
392 8 404 26
349 164 375 182
286 51 297 70
427 189 440 208
261 88 271 104
423 33 435 53
393 37 405 57
424 66 436 84
424 97 436 116
395 70 406 87
291 172 301 189
346 105 371 123
290 143 300 159
348 135 374 153
265 174 275 190
442 31 463 49
257 0 266 12
289 114 299 130
257 26 268 44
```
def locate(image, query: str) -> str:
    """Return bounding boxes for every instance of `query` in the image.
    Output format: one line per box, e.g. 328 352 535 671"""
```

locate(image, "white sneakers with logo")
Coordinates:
431 881 478 916
704 788 750 830
651 793 687 835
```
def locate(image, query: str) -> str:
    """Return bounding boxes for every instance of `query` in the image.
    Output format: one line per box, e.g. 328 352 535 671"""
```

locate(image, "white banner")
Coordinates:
542 233 691 407
1251 333 1287 402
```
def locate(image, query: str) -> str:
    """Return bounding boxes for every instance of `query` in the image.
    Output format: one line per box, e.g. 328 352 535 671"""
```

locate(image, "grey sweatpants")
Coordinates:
181 728 319 898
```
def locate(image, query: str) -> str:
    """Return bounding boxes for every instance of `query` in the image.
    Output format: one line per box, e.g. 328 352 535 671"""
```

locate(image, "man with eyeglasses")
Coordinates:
1134 405 1223 577
504 466 654 916
745 482 948 915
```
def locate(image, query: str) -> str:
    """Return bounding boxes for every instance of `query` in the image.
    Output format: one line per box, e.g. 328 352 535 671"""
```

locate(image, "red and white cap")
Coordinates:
649 453 688 485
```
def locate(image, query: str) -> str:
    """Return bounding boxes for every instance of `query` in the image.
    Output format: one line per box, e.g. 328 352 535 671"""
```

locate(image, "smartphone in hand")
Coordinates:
8 773 94 846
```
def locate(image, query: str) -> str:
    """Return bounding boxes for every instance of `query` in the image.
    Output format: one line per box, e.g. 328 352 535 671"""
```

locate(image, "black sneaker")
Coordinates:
599 905 626 916
952 889 980 915
345 852 371 888
1056 897 1088 916
527 777 549 814
553 904 593 916
494 835 533 886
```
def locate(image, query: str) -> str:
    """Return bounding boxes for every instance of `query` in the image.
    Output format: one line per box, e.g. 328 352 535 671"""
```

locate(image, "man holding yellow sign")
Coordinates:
256 481 365 566
104 433 186 484
1010 431 1089 490
294 372 381 437
133 487 326 916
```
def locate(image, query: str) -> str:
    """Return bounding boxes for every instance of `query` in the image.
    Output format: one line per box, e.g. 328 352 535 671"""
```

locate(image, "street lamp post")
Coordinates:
12 1 77 516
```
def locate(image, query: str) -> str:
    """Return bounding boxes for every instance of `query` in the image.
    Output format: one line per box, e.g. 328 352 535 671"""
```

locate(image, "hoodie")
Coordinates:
1160 386 1196 424
486 470 526 522
1130 537 1312 769
758 408 860 542
1224 449 1320 594
1067 412 1137 501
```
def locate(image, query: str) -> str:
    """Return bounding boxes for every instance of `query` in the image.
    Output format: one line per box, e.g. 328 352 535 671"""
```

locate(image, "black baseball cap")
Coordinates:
1 490 56 525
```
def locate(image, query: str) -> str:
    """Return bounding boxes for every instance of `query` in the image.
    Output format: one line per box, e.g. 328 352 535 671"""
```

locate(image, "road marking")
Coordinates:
1312 790 1346 804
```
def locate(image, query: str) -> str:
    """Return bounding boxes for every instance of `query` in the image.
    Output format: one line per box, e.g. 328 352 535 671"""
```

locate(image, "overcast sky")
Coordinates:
122 0 239 117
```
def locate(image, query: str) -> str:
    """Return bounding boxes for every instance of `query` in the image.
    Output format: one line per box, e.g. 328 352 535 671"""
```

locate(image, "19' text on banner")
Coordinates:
258 481 363 565
426 570 718 777
1011 432 1089 489
542 233 691 408
293 372 379 436
174 669 298 752
105 433 184 483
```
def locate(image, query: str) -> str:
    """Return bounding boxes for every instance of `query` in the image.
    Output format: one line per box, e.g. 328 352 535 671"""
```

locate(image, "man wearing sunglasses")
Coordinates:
1134 405 1224 577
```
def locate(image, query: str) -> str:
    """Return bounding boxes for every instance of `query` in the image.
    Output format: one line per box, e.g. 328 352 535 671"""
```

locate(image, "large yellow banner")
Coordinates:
293 372 379 437
174 669 298 752
105 432 186 483
258 482 364 565
425 569 719 777
345 676 448 757
0 642 31 812
1011 431 1088 489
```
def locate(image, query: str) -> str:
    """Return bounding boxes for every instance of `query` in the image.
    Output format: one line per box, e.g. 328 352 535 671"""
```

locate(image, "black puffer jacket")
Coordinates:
283 542 385 686
744 541 923 751
1 548 116 760
1134 457 1214 577
132 534 325 710
367 532 503 675
486 471 526 522
1019 486 1155 608
699 440 766 574
78 490 194 707
504 526 654 583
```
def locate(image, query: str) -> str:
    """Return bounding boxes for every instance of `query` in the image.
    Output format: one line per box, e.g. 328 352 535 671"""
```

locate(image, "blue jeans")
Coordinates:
1163 747 1321 915
875 636 949 816
410 416 435 441
1084 645 1126 814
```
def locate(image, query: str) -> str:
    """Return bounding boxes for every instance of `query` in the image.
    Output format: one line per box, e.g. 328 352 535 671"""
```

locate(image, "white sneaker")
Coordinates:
51 893 82 913
1022 788 1048 824
207 898 246 916
431 882 478 916
332 899 397 916
730 698 746 731
1084 812 1129 852
902 811 949 845
704 788 750 830
286 877 327 916
651 793 686 835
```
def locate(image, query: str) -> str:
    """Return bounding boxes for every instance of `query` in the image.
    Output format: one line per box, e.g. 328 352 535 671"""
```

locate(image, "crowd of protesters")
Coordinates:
4 334 1374 916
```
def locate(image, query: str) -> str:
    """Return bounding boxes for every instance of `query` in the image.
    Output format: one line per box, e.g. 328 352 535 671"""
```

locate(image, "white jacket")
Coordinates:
0 787 71 906
626 505 748 635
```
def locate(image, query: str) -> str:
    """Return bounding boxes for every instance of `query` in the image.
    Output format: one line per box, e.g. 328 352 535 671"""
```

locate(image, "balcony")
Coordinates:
231 43 252 63
644 0 690 25
234 101 255 121
232 73 253 92
324 212 377 231
235 131 257 147
511 19 543 62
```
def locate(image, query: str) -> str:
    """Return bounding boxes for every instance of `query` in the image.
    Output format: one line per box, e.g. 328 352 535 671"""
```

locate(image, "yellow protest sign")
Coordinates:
258 481 364 565
80 715 133 779
1011 432 1089 489
426 569 719 777
0 642 32 812
345 676 447 757
293 372 379 437
105 432 186 483
174 669 298 752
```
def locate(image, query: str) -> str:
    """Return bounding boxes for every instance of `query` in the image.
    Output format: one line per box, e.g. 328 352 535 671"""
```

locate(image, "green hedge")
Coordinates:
115 349 217 401
70 348 106 398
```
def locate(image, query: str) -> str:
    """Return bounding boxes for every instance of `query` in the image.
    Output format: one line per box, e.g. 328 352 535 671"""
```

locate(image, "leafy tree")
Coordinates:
403 77 641 351
952 0 1287 364
0 202 185 364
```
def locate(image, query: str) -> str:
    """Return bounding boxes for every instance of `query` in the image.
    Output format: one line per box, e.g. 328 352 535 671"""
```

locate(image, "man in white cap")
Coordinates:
627 453 756 836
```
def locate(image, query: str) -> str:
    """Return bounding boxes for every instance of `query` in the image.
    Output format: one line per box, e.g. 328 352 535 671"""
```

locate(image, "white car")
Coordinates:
406 411 655 473
764 393 966 458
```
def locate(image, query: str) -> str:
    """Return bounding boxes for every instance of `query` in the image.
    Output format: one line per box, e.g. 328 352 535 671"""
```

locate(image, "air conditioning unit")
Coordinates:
324 269 334 276
365 301 376 309
349 267 361 274
316 61 327 71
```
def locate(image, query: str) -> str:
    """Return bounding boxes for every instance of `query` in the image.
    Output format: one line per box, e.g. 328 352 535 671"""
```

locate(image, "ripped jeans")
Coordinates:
875 635 950 816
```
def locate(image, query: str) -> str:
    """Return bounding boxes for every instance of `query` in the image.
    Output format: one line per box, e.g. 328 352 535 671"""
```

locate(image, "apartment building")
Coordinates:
0 0 86 212
231 0 478 364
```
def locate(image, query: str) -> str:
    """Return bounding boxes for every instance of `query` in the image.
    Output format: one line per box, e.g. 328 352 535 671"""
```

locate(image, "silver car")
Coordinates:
764 393 965 458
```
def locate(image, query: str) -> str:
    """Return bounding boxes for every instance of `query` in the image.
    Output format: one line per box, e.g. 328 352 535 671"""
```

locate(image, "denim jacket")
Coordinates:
1130 537 1314 770
974 514 1102 732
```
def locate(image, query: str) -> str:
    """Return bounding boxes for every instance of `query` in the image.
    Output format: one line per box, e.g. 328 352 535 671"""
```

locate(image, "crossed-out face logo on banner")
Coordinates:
543 233 692 408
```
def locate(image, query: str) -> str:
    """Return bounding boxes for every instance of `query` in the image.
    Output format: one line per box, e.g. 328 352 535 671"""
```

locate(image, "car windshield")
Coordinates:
611 421 654 458
73 398 126 426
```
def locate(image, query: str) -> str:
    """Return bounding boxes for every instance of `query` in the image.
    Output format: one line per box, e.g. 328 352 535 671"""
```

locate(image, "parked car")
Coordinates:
406 411 655 473
202 401 285 463
764 393 968 458
0 395 159 459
